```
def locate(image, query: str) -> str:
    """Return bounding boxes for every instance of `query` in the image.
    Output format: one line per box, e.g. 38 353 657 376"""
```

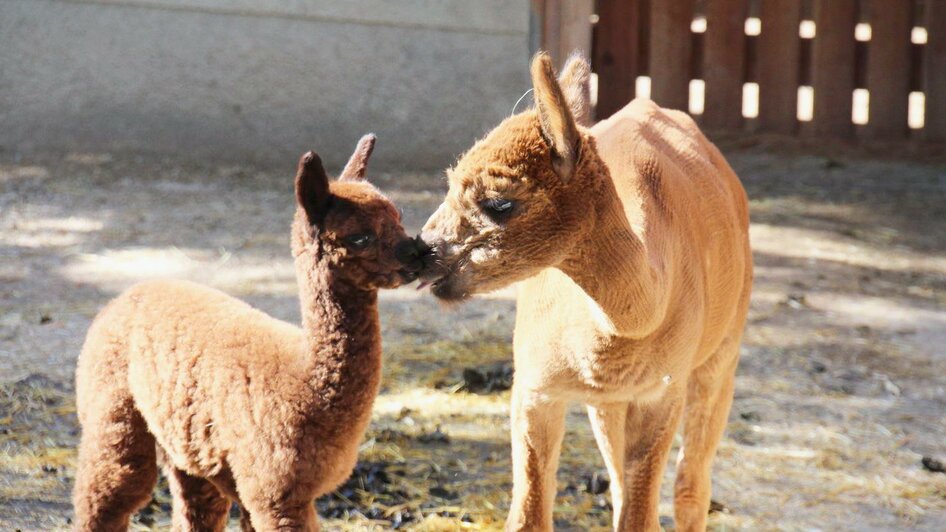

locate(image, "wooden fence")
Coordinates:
533 0 946 142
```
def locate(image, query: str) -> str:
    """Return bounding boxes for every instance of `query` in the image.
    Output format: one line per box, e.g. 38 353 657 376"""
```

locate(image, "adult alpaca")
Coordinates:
72 136 427 531
419 53 752 532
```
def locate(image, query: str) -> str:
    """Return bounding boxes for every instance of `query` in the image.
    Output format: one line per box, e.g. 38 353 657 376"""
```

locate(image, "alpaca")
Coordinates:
72 135 427 531
419 53 752 532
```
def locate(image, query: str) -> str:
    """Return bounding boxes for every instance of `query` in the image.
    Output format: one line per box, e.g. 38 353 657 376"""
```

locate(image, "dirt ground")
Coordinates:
1 140 945 531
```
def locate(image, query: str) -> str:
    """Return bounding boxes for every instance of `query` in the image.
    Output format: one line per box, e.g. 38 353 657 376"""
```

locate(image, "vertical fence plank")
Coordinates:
557 0 594 66
704 0 748 129
926 0 946 141
529 0 545 56
811 0 857 137
650 0 697 110
865 0 913 138
542 0 563 64
540 0 593 67
640 0 652 75
594 0 641 119
757 0 802 133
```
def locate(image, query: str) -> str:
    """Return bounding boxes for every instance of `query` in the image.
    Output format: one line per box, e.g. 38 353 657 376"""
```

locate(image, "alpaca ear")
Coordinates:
339 133 377 182
531 52 581 181
558 52 592 127
295 151 331 226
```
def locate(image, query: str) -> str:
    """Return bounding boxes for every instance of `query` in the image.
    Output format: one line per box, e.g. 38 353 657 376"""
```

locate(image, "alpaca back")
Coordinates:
591 98 752 359
79 279 305 477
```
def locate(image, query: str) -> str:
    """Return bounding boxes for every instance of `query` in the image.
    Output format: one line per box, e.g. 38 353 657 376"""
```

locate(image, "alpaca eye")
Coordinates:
481 198 515 222
344 233 375 249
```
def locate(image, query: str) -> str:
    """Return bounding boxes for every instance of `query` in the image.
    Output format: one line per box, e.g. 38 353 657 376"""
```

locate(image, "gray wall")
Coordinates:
0 0 532 170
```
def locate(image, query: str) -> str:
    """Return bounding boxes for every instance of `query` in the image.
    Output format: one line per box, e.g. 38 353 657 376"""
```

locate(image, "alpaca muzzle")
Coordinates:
415 232 452 281
394 236 430 281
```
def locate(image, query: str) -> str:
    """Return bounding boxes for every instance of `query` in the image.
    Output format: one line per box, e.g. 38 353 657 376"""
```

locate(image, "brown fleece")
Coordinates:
73 137 419 532
421 53 752 532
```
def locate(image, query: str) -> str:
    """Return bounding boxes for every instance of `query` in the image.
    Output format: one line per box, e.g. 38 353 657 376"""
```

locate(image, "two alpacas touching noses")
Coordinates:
74 52 751 532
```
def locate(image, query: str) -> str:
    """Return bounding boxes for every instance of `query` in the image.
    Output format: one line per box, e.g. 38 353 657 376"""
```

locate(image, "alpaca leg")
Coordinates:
230 451 319 531
165 466 231 532
73 400 158 532
587 402 628 530
241 501 319 532
673 341 740 532
238 505 255 532
617 390 685 532
505 385 567 532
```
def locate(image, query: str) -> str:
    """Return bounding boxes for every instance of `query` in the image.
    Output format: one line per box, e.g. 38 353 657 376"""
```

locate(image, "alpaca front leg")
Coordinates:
238 506 255 532
587 402 629 530
619 391 685 532
241 498 318 532
232 448 320 531
164 466 231 532
506 386 566 532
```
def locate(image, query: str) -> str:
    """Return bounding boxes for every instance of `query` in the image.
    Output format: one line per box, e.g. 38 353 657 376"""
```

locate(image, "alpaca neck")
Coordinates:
558 162 671 339
295 253 381 414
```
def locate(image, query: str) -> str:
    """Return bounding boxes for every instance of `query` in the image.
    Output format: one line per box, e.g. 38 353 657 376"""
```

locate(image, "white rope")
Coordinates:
511 88 534 116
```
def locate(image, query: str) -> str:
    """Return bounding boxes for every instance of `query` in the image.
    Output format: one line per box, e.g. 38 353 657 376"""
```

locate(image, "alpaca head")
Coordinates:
292 134 427 289
418 53 598 301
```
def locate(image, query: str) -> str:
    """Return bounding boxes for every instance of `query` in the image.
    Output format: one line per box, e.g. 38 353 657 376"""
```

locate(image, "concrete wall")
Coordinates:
0 0 532 170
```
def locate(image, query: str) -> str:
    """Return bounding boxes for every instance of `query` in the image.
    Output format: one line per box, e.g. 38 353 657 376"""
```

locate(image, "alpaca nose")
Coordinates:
394 236 429 271
413 234 433 258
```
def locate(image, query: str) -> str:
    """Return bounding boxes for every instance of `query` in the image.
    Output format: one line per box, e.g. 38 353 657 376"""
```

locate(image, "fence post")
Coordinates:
757 0 802 134
594 0 641 120
541 0 562 64
650 0 697 111
810 0 857 137
703 0 748 130
865 0 913 139
542 0 593 67
529 0 545 56
927 0 946 141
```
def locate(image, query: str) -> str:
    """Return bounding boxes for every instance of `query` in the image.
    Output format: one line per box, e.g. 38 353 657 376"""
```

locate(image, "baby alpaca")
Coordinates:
72 136 426 531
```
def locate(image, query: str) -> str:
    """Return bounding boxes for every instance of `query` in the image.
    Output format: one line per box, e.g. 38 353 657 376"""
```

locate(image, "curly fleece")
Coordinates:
72 140 413 532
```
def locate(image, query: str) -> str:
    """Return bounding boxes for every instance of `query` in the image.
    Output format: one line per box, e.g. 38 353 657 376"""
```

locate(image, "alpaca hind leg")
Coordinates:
673 341 739 532
165 465 231 532
72 400 158 532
